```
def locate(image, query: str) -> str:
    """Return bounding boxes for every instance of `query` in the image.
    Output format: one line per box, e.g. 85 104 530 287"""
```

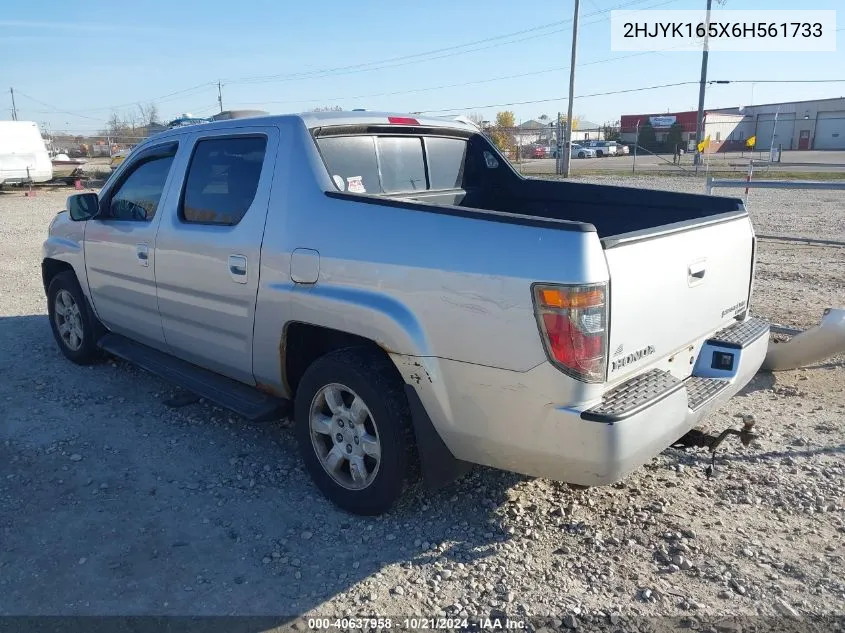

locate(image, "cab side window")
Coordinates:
106 155 175 221
180 136 267 226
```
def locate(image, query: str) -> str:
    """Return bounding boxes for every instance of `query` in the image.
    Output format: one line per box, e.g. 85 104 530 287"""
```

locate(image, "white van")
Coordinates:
0 121 53 185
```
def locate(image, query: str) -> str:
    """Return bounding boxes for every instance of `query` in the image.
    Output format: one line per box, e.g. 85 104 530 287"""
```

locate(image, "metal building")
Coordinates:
715 97 845 151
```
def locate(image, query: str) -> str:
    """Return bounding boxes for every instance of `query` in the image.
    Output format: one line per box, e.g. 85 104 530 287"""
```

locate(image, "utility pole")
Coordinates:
693 0 713 168
555 112 563 174
562 0 580 178
10 87 18 120
632 119 640 173
217 81 223 114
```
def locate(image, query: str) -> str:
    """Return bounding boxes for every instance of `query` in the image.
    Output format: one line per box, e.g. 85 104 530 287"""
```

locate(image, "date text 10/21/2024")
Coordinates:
307 617 528 630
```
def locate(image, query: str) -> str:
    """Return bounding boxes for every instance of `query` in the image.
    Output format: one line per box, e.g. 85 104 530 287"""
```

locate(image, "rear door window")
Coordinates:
180 135 266 225
377 137 426 193
317 133 470 194
316 136 380 194
425 137 467 190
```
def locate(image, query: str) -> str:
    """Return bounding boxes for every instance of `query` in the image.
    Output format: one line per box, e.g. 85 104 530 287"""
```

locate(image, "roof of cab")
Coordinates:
297 110 478 131
146 110 478 142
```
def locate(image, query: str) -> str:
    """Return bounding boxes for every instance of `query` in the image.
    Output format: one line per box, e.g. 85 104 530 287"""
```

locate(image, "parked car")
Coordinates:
571 143 597 159
532 145 553 159
0 121 53 185
109 148 132 171
585 140 618 157
613 142 630 155
43 111 767 515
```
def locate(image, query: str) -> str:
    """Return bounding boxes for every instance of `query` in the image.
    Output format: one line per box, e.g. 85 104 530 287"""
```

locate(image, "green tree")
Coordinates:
602 121 621 141
666 122 684 152
637 122 656 150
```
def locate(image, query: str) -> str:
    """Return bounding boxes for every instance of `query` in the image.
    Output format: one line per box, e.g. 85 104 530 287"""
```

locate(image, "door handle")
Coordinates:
688 259 707 285
228 255 248 283
136 244 149 267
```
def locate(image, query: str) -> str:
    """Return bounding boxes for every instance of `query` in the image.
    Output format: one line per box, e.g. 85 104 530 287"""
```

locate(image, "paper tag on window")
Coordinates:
346 176 366 194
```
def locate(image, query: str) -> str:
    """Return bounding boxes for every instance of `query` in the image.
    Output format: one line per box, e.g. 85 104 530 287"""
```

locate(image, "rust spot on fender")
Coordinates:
375 339 401 355
386 350 434 384
255 381 284 398
280 334 293 397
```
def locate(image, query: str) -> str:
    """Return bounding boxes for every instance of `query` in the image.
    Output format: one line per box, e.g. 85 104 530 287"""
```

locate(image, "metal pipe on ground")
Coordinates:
762 308 845 371
706 177 845 194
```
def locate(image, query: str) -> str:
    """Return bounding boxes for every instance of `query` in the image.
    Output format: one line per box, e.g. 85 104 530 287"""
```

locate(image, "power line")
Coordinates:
418 81 702 114
18 82 217 118
12 90 103 120
222 0 678 86
11 0 686 120
720 79 845 84
9 0 676 120
225 51 660 108
419 79 845 115
20 4 845 123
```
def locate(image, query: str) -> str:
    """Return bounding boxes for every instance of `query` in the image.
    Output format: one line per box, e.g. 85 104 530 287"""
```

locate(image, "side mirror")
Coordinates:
67 193 100 221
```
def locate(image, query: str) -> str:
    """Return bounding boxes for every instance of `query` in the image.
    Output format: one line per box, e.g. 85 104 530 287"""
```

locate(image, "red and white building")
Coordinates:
619 110 749 152
620 97 845 152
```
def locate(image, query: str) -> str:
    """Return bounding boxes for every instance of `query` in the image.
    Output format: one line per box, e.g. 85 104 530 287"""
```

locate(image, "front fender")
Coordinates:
42 213 92 304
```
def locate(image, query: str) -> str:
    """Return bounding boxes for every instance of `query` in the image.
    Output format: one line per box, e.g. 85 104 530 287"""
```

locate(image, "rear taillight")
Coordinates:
532 283 607 383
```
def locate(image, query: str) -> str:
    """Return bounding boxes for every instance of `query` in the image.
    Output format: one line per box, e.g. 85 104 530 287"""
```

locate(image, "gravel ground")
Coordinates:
0 179 843 628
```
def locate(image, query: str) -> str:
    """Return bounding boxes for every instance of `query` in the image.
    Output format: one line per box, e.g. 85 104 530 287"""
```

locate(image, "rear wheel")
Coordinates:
295 347 418 515
47 271 103 364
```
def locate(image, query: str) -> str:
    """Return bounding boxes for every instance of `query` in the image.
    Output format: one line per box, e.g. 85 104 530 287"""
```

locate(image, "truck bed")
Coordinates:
481 177 745 240
312 124 744 241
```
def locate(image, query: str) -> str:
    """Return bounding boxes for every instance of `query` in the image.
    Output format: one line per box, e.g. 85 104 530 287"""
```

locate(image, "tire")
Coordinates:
596 150 604 157
578 152 585 158
47 271 104 364
294 347 418 515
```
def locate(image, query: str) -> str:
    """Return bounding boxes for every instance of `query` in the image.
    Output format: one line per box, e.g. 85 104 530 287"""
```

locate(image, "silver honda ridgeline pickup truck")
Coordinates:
42 112 769 515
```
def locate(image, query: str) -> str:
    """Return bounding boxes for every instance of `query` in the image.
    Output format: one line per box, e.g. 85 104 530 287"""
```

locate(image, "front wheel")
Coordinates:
294 347 418 515
47 271 103 364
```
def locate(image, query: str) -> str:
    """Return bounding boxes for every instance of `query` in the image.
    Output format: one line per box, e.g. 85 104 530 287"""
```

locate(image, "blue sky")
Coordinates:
2 0 842 134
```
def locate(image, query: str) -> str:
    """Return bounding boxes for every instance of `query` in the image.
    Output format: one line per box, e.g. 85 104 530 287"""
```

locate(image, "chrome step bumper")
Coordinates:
582 318 769 422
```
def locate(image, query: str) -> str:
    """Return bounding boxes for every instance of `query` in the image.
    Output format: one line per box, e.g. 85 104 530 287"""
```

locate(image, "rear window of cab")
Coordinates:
316 134 467 195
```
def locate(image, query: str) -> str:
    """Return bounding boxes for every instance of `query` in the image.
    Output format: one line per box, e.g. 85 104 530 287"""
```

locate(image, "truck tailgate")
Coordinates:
604 215 754 384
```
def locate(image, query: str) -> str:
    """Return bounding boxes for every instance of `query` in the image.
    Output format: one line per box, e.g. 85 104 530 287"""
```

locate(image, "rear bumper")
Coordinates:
398 317 770 487
551 317 769 485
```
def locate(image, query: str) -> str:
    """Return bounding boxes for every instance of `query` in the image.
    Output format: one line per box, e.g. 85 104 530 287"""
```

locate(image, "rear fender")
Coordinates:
292 283 457 429
291 284 466 487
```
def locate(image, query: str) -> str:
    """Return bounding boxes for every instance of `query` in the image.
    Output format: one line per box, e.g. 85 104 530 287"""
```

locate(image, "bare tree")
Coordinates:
467 112 484 127
137 102 160 127
312 105 343 112
103 110 143 146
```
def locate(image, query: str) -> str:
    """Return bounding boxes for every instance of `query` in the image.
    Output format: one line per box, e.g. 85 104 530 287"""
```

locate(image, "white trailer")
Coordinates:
0 121 53 185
